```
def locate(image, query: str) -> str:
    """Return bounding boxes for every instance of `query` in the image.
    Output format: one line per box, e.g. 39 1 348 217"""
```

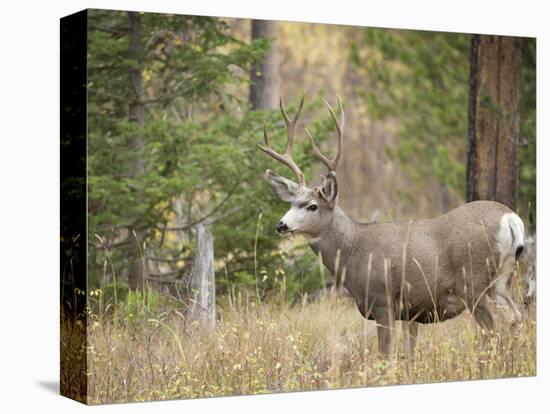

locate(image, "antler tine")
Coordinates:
279 94 305 152
257 95 306 186
305 95 345 173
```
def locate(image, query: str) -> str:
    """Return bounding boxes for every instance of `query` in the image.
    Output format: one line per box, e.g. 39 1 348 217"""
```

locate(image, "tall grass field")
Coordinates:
64 273 535 405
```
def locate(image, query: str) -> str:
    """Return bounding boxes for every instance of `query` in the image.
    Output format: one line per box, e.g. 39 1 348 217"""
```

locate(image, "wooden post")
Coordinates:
188 224 216 328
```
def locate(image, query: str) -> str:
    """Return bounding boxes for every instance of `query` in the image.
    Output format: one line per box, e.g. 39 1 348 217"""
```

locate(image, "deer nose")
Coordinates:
276 221 288 234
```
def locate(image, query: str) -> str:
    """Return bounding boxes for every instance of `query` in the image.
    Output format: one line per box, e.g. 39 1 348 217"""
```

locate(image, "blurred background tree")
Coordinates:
350 29 535 220
467 35 522 212
351 29 470 213
249 20 279 110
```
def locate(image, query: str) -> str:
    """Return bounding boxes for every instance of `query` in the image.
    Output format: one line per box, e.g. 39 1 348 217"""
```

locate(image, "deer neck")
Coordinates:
309 205 356 282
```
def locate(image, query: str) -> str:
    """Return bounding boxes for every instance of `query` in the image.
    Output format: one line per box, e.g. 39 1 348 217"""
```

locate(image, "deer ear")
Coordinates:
320 172 338 207
265 170 300 202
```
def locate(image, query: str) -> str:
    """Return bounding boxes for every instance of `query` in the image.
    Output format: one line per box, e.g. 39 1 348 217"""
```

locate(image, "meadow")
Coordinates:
80 277 535 404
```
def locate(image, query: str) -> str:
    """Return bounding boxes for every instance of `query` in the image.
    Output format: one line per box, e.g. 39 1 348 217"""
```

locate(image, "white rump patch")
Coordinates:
491 212 525 324
495 212 525 271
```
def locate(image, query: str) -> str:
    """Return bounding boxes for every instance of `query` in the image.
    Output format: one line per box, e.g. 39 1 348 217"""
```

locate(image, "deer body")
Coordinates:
309 201 523 324
259 95 524 357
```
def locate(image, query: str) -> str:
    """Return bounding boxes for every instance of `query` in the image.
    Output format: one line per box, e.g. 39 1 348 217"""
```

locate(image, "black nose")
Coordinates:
276 221 288 234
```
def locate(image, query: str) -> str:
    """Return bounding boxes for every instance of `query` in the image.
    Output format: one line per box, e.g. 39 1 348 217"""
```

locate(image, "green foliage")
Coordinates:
121 289 163 332
87 10 331 301
519 39 536 225
351 29 470 202
227 246 327 304
351 31 536 215
103 280 129 304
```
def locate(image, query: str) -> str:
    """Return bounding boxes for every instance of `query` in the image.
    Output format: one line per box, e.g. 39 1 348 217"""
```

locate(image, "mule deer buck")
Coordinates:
259 95 525 357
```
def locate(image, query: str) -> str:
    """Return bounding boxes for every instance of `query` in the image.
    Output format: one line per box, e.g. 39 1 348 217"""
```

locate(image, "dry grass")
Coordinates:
85 289 536 405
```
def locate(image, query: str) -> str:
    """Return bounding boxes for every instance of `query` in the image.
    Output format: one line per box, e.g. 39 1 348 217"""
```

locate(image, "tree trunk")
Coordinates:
249 20 279 110
188 225 216 328
128 11 146 290
466 35 522 211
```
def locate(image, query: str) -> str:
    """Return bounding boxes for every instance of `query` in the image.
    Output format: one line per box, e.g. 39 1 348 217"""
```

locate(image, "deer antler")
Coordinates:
258 95 306 186
305 95 344 174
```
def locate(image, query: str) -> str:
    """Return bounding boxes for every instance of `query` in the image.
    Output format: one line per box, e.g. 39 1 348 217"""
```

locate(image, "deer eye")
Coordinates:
306 204 318 212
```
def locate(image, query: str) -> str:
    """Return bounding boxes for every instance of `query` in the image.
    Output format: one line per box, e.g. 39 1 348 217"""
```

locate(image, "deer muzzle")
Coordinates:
276 221 289 234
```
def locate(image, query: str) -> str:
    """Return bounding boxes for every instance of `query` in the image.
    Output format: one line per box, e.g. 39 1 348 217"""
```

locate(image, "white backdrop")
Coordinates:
0 0 546 412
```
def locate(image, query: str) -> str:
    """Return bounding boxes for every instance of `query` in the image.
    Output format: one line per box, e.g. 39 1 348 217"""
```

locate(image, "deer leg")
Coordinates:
403 321 419 359
494 294 522 325
472 301 494 332
374 306 395 356
376 322 394 356
492 273 522 326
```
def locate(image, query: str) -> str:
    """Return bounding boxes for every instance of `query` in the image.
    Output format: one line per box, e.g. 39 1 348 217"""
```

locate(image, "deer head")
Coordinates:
258 95 344 238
